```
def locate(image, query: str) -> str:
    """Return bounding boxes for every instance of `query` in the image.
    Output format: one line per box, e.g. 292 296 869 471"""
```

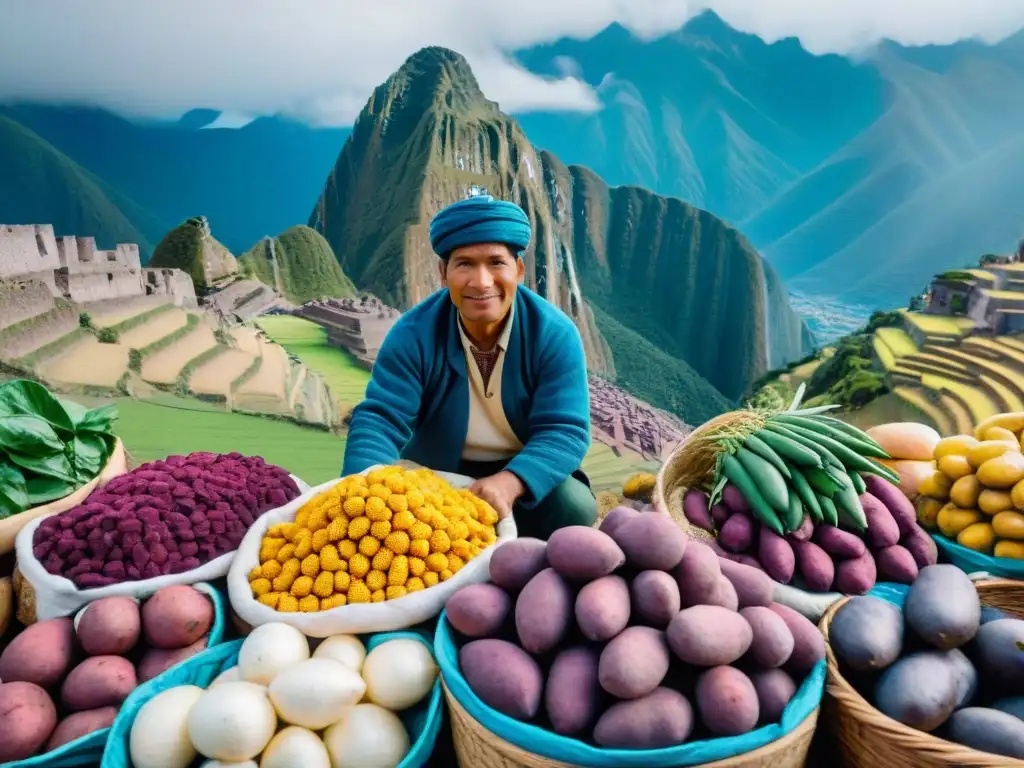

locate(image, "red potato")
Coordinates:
722 484 751 513
718 558 774 609
674 541 722 608
750 668 797 724
598 626 670 700
682 489 714 531
860 493 900 549
446 583 511 638
46 707 118 751
575 575 630 642
875 545 920 584
137 636 208 683
863 475 919 536
0 618 75 688
546 526 625 581
593 688 694 749
0 681 57 762
758 529 795 584
814 524 868 559
705 576 740 611
768 603 826 677
545 647 602 736
793 540 836 593
460 639 544 719
902 527 939 569
611 513 687 571
515 568 574 654
75 596 141 656
598 506 639 538
141 585 213 649
711 502 731 528
488 538 548 592
740 606 795 668
61 656 137 711
834 551 878 595
631 571 681 629
667 606 753 667
719 513 756 553
696 666 759 736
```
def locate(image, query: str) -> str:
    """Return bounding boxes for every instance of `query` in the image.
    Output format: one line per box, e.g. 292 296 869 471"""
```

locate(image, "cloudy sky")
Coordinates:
2 0 1023 126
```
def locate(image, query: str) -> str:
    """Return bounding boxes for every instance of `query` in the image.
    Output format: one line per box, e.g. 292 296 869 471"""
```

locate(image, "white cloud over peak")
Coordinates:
0 0 1021 126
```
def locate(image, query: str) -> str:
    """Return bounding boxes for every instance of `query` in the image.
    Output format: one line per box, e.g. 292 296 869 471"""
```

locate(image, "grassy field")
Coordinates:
91 396 345 485
875 327 917 357
256 316 370 407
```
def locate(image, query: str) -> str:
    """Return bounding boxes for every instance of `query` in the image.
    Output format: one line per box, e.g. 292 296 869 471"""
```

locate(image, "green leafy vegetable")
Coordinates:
0 380 118 518
0 464 28 519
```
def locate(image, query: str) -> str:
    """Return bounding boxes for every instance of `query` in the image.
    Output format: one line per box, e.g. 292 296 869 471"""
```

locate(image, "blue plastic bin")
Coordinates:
435 610 826 768
932 533 1024 579
1 582 228 768
101 628 443 768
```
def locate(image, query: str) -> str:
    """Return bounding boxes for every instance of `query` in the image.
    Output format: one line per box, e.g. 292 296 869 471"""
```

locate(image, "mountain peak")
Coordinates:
392 46 485 102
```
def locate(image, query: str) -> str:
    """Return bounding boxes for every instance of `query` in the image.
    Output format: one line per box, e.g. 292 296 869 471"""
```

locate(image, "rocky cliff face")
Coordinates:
310 47 812 409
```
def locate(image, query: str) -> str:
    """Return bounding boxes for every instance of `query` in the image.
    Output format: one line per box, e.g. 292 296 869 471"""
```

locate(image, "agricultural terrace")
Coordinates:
231 327 261 355
234 338 289 412
188 348 254 397
900 310 974 339
117 308 190 348
256 316 370 408
37 335 128 388
141 323 218 385
90 396 346 485
582 440 660 494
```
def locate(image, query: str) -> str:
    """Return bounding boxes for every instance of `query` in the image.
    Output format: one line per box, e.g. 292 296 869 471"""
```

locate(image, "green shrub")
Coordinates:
97 327 119 344
78 312 93 329
128 348 143 373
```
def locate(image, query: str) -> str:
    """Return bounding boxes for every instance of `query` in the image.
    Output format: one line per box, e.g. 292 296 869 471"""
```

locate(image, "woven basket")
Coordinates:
442 677 819 768
820 578 1024 767
654 426 722 545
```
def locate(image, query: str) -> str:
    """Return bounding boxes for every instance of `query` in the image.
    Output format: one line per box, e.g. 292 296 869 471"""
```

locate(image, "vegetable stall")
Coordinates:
0 378 1022 767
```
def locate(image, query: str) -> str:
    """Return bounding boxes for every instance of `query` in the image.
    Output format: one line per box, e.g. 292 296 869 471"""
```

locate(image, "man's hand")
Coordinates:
469 470 526 521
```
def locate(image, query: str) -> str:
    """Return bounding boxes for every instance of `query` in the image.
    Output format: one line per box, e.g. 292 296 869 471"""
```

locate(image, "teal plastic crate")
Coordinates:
435 610 826 768
1 582 228 768
101 628 443 768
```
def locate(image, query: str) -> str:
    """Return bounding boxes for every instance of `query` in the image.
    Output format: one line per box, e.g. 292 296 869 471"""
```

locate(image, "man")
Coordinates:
341 194 596 539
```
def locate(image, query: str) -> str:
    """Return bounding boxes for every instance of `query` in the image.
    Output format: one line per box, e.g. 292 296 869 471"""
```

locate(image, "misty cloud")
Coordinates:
1 0 1022 126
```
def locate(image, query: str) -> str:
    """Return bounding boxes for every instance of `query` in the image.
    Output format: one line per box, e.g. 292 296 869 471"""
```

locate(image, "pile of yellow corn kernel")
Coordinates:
247 465 500 612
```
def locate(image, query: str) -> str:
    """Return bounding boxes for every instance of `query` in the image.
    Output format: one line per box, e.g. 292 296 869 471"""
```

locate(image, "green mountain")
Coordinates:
516 13 1024 305
0 114 165 252
149 216 239 291
239 225 357 303
309 47 812 418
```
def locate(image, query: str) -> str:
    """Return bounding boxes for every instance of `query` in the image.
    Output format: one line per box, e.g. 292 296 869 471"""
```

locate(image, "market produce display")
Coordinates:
29 451 300 588
679 405 937 593
0 380 119 518
246 465 499 611
0 584 218 762
828 565 1024 760
442 516 826 750
126 623 438 768
914 412 1024 559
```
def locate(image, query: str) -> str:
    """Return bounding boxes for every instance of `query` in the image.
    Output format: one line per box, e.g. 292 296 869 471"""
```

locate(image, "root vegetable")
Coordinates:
142 585 214 649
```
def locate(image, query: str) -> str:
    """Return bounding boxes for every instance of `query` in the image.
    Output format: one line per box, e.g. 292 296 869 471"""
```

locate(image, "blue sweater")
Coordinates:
341 287 591 506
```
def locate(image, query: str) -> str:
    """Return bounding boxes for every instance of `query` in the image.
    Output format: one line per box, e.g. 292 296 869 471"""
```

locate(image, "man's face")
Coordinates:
439 242 525 325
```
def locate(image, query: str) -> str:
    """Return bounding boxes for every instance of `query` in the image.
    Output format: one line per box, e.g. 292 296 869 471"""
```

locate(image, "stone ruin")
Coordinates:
588 375 690 462
295 294 401 368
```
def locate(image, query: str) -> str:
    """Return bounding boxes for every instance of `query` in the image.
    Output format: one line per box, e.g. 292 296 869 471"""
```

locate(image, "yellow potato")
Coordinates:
918 471 953 501
936 504 983 538
977 451 1024 489
949 475 981 510
974 412 1024 441
967 440 1020 470
1013 479 1024 510
995 540 1024 559
957 522 996 553
915 496 944 529
992 511 1024 541
934 434 980 460
979 488 1015 515
985 426 1020 443
937 454 973 481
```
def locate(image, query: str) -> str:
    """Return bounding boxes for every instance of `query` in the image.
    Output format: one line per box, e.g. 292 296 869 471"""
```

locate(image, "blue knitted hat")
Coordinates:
429 195 531 258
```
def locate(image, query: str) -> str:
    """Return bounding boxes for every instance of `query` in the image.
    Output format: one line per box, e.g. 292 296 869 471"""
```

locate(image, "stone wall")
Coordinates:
0 279 57 332
57 268 145 304
144 268 198 308
0 225 61 293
